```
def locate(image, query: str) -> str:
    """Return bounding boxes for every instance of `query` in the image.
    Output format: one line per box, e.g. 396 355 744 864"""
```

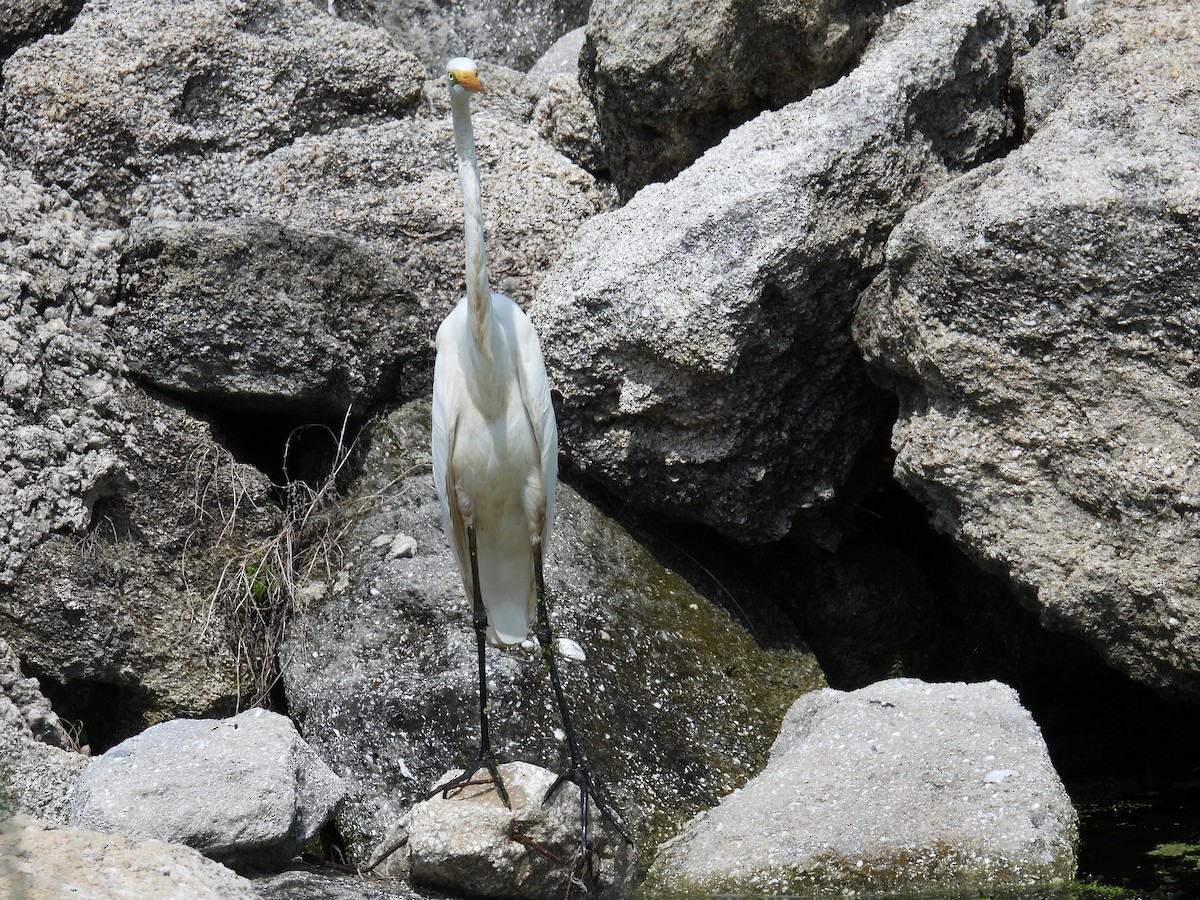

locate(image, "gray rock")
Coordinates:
327 0 589 74
282 400 824 862
0 720 90 823
853 0 1200 700
135 93 611 320
529 29 609 174
1 0 424 224
0 637 74 750
69 708 344 871
117 219 427 418
0 637 88 823
527 26 586 84
253 866 420 899
396 762 635 899
0 815 262 900
0 157 268 733
3 386 283 740
2 0 609 327
580 0 896 197
532 0 1045 543
0 0 79 59
646 679 1078 895
0 157 127 587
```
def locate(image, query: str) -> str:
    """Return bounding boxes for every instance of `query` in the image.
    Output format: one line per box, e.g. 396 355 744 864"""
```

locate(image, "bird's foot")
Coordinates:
544 763 633 881
424 751 511 809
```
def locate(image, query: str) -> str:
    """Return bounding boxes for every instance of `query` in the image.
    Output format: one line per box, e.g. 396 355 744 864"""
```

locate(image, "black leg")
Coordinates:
425 525 511 809
533 542 633 872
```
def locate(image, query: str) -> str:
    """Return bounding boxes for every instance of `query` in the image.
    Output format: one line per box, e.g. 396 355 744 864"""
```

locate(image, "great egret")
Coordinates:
429 56 630 866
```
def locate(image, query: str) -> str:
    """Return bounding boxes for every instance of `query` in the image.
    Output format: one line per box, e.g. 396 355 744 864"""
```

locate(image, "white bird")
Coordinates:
428 57 630 864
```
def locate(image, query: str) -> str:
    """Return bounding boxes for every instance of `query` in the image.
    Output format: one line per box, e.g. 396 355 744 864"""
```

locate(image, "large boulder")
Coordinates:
646 679 1078 895
532 0 1046 543
69 708 344 871
853 0 1200 700
329 0 590 74
281 400 824 862
0 0 424 224
0 158 273 744
1 0 611 326
117 219 427 418
581 0 896 196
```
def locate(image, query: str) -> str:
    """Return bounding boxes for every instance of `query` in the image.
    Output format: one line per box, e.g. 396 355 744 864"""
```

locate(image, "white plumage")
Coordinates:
431 57 558 647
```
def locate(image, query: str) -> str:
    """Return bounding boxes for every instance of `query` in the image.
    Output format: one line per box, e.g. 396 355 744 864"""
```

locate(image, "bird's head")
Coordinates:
447 57 483 94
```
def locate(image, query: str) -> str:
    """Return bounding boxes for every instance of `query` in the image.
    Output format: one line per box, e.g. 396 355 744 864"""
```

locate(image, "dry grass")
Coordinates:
185 414 360 709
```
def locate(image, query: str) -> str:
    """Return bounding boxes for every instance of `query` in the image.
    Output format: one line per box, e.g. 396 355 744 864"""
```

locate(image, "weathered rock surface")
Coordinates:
581 0 896 196
3 387 283 746
69 708 344 871
117 219 427 418
0 815 262 899
0 0 423 224
0 637 73 751
0 158 271 741
1 0 610 327
530 29 608 175
0 719 89 824
329 0 589 74
533 0 1045 543
0 637 90 823
854 0 1200 700
282 400 824 862
253 866 421 899
647 679 1078 895
390 762 635 899
0 158 126 587
0 0 80 59
138 101 610 319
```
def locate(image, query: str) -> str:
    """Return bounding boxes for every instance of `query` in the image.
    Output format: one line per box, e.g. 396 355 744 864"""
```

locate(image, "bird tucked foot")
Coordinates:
544 763 633 881
425 751 512 809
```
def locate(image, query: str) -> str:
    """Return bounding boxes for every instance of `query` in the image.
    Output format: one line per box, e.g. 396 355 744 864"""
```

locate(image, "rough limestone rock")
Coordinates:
394 762 635 899
853 0 1200 700
69 708 344 871
581 0 895 196
117 219 427 418
0 0 79 59
530 28 609 175
533 0 1045 543
0 636 74 750
3 387 283 747
0 637 90 822
253 866 424 899
0 0 423 224
1 0 610 326
647 679 1078 895
134 92 611 319
0 158 126 586
0 158 270 739
329 0 590 74
0 719 89 824
282 400 824 862
0 816 262 900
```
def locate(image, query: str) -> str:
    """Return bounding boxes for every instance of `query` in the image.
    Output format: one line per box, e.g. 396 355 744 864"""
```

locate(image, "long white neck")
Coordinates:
450 88 494 359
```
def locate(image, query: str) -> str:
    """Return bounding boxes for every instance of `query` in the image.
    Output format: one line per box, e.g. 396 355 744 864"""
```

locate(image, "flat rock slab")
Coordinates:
398 761 636 899
647 679 1077 895
0 815 260 899
68 708 344 871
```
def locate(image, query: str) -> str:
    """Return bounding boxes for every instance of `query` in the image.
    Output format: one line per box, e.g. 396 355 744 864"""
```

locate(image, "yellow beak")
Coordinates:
455 71 483 92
